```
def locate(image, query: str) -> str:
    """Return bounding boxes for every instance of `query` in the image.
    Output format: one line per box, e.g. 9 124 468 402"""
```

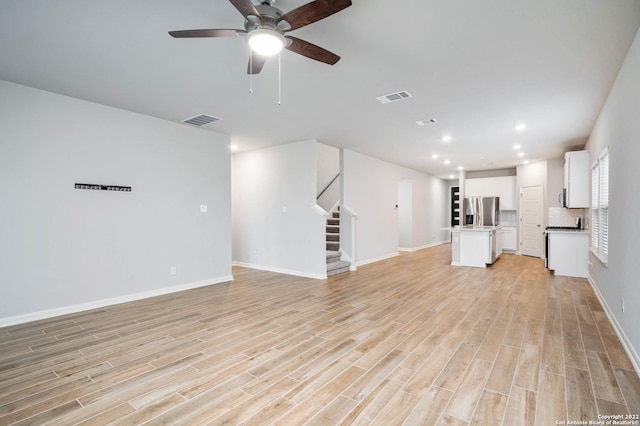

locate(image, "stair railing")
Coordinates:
317 173 340 201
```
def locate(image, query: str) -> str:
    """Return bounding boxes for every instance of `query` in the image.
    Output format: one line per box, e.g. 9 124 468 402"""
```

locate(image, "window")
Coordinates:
591 148 609 263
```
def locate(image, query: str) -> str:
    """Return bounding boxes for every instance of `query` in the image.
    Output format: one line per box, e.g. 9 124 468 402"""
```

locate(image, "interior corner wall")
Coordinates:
232 140 326 279
0 81 232 325
342 150 449 265
585 28 640 369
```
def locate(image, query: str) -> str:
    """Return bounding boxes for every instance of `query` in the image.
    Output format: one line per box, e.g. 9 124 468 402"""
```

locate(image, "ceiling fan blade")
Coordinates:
247 53 267 74
285 36 340 65
228 0 261 19
169 29 246 38
277 0 352 31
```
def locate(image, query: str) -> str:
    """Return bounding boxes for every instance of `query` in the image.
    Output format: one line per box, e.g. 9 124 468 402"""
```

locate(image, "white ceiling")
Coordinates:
1 0 639 178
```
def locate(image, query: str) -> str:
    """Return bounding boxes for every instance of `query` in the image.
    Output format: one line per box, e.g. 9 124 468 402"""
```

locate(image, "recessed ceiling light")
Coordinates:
230 144 238 152
515 123 526 132
457 166 464 170
513 144 521 150
432 154 439 159
449 174 455 179
442 135 452 142
517 152 525 157
444 160 451 165
523 160 530 165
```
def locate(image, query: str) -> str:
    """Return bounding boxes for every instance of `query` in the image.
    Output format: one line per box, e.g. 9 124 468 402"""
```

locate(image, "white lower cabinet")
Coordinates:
502 226 517 251
460 231 491 267
458 229 501 267
547 231 589 278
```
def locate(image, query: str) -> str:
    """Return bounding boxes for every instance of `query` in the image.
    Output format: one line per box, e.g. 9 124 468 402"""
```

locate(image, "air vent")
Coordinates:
181 114 222 127
416 118 438 126
376 91 412 104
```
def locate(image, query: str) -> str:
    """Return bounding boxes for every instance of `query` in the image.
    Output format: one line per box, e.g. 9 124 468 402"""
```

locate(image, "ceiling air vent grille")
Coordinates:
181 114 222 127
416 118 438 126
376 91 412 104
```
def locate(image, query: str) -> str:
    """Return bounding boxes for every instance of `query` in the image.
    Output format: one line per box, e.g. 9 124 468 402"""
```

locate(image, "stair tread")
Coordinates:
326 250 341 257
327 260 351 271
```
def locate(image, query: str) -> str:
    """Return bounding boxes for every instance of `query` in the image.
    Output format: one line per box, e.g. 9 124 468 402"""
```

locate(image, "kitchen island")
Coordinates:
445 226 502 267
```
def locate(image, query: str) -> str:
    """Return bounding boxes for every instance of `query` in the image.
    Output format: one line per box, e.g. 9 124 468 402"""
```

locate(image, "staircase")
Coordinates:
326 208 351 276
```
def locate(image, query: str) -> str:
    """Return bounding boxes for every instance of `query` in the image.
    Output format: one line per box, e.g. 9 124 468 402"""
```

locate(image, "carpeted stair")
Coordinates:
325 209 351 276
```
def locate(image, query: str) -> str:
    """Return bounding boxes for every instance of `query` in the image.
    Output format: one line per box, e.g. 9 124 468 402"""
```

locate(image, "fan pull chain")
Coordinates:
278 51 281 105
249 50 253 94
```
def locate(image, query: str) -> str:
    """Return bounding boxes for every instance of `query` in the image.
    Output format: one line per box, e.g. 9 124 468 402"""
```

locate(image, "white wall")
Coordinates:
342 150 449 265
398 179 413 249
411 174 449 249
546 157 564 209
316 143 340 212
585 28 640 370
232 140 326 278
0 81 232 325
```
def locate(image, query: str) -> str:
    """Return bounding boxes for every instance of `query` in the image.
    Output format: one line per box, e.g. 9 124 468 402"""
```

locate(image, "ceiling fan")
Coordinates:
169 0 352 74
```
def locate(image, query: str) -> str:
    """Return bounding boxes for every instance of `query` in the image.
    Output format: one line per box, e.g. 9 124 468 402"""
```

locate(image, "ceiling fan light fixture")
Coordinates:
247 29 285 56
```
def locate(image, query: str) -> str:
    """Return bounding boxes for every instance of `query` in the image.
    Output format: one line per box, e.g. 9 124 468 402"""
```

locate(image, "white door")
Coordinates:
520 185 544 257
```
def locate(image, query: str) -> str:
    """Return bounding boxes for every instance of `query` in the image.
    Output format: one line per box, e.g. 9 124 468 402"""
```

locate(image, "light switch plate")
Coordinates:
200 205 208 213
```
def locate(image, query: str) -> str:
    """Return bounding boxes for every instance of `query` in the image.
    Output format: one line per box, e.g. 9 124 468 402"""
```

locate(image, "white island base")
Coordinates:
449 226 502 268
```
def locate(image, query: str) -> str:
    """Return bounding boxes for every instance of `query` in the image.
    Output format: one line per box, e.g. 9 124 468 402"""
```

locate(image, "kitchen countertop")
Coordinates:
545 229 589 234
443 225 502 232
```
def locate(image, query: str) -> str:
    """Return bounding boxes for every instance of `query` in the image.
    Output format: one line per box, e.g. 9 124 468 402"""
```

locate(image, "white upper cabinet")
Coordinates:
564 150 590 208
465 176 516 210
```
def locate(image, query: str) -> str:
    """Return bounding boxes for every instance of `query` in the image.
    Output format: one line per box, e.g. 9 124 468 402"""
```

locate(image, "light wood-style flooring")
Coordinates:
1 245 639 425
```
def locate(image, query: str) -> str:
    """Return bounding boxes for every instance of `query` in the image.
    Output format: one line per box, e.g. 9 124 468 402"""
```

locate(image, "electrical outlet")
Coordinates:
170 266 176 275
621 298 625 313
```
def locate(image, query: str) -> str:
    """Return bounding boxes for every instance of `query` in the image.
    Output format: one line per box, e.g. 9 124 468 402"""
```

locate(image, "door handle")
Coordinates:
537 224 541 227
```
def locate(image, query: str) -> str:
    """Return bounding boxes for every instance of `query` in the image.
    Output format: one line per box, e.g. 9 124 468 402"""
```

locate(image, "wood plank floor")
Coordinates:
1 244 639 425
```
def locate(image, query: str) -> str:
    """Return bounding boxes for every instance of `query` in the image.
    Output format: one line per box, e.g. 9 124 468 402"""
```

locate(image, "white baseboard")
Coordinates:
338 249 357 272
587 275 640 376
0 275 234 328
356 251 399 267
233 262 327 280
399 240 449 252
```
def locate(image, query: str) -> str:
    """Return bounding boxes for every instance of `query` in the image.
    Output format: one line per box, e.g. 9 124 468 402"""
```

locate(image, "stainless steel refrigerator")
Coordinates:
463 196 500 226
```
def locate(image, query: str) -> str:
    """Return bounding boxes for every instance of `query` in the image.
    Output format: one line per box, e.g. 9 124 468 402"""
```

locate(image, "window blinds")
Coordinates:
600 151 609 256
591 148 609 259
